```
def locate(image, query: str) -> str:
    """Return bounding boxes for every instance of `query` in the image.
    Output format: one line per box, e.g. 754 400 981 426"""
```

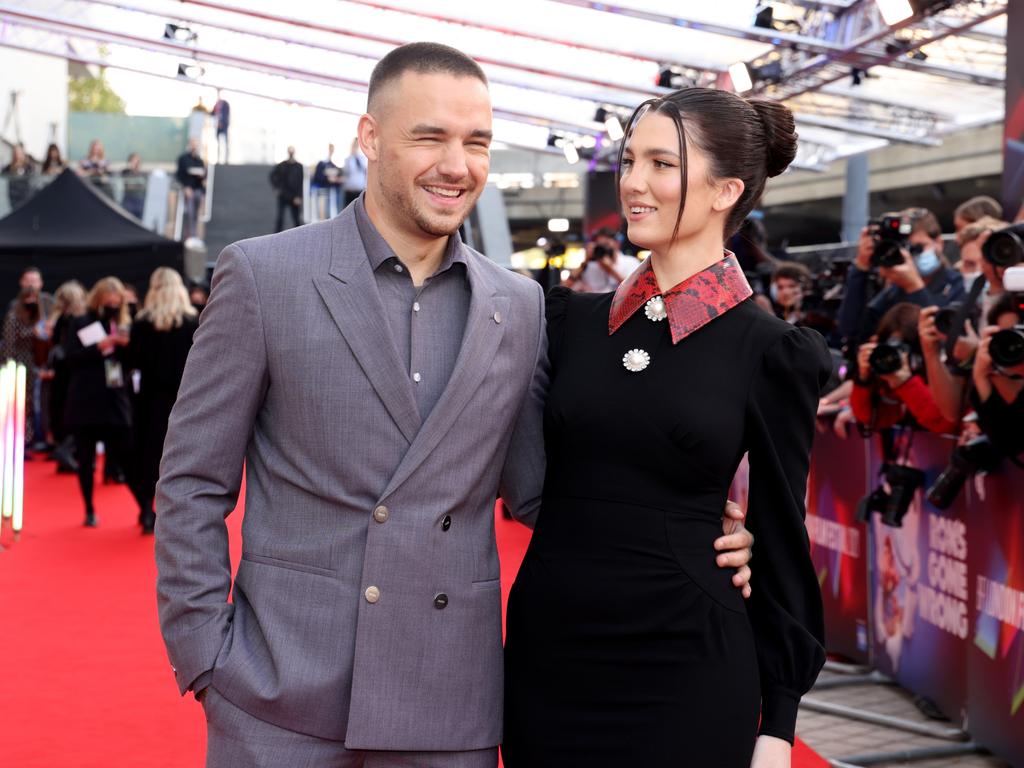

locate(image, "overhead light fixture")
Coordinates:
604 115 624 142
729 62 753 93
548 218 570 233
164 23 197 42
875 0 913 25
580 134 598 149
177 62 205 80
563 142 580 165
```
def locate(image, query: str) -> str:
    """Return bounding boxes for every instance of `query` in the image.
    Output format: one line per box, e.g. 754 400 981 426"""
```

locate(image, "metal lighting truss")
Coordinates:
0 0 1010 169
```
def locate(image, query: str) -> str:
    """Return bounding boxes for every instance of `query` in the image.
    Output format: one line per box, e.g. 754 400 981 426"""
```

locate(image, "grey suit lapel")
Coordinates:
313 209 421 444
380 248 509 499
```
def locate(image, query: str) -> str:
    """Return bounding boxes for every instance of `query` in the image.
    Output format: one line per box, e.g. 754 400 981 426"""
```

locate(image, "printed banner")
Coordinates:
868 432 969 724
966 467 1024 768
806 429 871 662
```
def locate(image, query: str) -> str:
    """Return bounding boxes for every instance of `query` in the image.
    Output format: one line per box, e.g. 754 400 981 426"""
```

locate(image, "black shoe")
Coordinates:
84 511 98 527
141 511 156 535
103 472 126 485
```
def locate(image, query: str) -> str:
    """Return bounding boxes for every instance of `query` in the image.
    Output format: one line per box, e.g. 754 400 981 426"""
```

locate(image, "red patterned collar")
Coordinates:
608 253 752 344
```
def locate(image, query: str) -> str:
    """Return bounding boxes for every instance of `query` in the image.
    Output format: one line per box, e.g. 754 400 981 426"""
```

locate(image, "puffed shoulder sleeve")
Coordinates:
745 326 831 744
545 285 573 366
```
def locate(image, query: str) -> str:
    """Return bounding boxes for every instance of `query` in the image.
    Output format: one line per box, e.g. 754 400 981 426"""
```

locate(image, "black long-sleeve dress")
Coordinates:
503 255 830 767
126 315 198 511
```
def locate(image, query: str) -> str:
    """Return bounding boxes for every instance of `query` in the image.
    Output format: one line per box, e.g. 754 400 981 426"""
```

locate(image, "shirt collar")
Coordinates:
353 194 466 276
608 252 752 344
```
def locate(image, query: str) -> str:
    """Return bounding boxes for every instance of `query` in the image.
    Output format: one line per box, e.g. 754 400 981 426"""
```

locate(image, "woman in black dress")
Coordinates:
127 268 198 534
64 277 138 527
503 89 830 767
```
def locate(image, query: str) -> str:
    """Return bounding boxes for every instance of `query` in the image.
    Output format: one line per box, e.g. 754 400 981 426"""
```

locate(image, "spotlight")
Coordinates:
875 0 913 25
604 115 624 142
164 23 197 42
563 142 580 165
548 218 570 233
177 62 205 80
729 62 753 93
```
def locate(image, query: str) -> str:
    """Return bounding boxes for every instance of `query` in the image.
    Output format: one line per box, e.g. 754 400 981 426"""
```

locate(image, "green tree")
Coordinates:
68 70 126 113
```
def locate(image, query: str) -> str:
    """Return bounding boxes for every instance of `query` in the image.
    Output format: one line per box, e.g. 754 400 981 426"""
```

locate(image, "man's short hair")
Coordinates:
771 261 811 287
901 207 942 239
20 266 41 279
955 195 1003 225
368 43 487 112
593 227 619 241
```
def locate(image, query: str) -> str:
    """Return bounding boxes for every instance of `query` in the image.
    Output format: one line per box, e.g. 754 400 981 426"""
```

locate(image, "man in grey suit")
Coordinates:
156 43 754 767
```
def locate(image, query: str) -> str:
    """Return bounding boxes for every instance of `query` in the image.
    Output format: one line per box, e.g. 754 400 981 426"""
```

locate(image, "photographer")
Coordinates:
851 303 959 435
970 293 1024 458
838 208 964 345
563 228 640 293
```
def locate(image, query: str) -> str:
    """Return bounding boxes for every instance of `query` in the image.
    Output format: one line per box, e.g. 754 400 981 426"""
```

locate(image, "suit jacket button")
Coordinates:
434 593 449 610
373 505 389 523
365 586 381 604
441 515 452 531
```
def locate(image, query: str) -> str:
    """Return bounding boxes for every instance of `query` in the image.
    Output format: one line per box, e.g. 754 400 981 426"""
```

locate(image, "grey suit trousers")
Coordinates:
204 687 498 768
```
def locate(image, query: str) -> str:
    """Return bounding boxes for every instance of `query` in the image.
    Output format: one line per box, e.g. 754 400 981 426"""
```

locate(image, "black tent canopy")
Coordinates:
0 168 183 301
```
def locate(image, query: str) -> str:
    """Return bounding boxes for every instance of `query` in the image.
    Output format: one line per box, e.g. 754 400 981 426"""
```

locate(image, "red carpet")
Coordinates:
0 460 826 767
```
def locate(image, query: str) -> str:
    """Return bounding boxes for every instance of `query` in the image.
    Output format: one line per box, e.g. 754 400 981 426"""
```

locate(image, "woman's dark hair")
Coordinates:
616 87 797 241
876 302 921 347
772 261 812 288
42 143 63 173
987 292 1021 327
368 43 487 112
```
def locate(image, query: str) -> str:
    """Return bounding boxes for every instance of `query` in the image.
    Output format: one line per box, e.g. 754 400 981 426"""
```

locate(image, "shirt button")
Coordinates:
434 593 449 610
493 311 502 324
394 263 403 273
413 372 422 383
373 505 389 523
441 515 452 531
413 302 420 312
365 586 380 604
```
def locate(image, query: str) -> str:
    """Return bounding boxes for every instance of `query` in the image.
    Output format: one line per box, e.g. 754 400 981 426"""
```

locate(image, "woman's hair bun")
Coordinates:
747 99 798 178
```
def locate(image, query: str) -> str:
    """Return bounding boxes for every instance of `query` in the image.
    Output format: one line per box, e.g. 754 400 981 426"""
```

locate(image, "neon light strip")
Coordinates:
13 363 26 533
0 362 11 523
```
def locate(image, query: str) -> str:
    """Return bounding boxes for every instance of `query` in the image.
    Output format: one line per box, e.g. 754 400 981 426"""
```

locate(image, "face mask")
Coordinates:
914 249 940 276
962 272 979 292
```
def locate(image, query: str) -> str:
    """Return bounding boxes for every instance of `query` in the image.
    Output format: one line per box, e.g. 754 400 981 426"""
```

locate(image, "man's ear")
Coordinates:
712 178 745 212
358 114 379 162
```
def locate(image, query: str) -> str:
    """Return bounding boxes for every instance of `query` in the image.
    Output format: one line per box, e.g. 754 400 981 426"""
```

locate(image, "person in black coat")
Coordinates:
126 268 198 534
64 277 139 527
43 281 88 473
270 146 304 232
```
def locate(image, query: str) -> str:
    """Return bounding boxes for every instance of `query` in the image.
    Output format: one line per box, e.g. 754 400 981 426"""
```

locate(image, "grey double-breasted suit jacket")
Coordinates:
155 205 547 751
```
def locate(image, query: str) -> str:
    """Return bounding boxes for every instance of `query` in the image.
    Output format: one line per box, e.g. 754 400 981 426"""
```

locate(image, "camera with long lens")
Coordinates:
868 339 909 376
591 244 613 261
869 213 913 269
856 463 926 527
934 302 981 339
982 222 1024 268
991 325 1024 370
925 435 1001 510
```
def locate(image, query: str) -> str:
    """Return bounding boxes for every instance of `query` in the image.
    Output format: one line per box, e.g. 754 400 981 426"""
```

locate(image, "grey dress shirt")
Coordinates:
354 197 471 420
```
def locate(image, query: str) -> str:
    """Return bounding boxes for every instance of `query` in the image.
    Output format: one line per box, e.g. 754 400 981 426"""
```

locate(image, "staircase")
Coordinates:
203 164 278 265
